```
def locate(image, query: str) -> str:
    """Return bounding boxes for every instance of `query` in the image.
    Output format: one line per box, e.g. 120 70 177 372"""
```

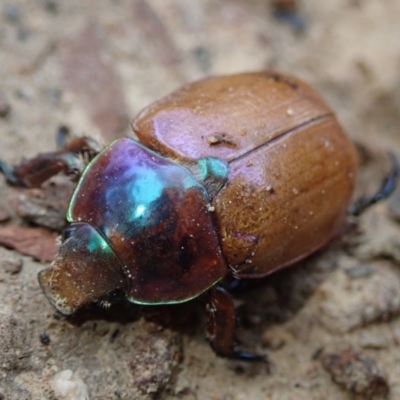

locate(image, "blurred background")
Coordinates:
1 1 400 399
2 0 400 154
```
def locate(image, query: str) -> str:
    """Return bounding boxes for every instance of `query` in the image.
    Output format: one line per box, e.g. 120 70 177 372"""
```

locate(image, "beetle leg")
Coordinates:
220 276 250 294
0 160 21 186
0 132 102 188
350 152 399 216
55 125 71 149
205 286 267 362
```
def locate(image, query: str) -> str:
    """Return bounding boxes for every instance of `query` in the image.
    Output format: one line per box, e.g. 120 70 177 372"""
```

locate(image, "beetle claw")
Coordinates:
226 350 269 364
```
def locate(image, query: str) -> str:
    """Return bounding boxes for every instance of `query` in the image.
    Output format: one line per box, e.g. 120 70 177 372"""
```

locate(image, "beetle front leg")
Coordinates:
205 286 266 362
0 133 101 188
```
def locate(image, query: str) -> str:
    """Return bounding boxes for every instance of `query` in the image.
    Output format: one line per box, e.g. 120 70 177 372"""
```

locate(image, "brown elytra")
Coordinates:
133 71 358 278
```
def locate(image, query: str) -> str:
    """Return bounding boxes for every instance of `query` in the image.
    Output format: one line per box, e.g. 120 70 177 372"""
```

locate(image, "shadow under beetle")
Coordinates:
1 71 398 361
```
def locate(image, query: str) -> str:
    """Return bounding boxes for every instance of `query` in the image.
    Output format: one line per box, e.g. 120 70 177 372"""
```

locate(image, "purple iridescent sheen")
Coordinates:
67 138 227 304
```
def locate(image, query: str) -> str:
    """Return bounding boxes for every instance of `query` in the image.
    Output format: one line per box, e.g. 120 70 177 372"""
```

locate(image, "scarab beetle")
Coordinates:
1 71 397 361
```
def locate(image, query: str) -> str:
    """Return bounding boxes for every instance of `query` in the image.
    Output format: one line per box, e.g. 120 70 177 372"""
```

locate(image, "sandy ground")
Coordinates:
1 0 400 399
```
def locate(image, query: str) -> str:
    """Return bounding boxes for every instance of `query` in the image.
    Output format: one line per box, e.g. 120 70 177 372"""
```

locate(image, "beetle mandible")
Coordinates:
2 71 397 361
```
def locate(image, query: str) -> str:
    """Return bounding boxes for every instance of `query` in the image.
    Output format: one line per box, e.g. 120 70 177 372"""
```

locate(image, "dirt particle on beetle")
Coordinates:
206 133 236 147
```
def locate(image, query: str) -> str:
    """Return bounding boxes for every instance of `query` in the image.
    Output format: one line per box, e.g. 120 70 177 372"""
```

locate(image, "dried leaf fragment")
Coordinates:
9 181 73 231
0 225 58 262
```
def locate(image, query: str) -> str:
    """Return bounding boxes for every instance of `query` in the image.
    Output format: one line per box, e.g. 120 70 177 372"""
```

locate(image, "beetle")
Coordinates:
1 71 397 361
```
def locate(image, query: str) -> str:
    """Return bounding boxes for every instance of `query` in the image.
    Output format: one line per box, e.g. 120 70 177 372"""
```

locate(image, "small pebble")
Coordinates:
39 333 51 345
129 334 182 394
51 370 89 400
261 326 289 350
322 347 389 397
0 252 23 274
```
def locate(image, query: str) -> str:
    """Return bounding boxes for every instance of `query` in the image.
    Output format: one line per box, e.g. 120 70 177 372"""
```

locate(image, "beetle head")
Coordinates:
38 222 127 315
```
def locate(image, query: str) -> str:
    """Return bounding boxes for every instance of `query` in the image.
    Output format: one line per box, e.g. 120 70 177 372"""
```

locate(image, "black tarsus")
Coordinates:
225 350 269 363
0 159 24 186
350 152 399 216
56 125 71 149
220 277 250 294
